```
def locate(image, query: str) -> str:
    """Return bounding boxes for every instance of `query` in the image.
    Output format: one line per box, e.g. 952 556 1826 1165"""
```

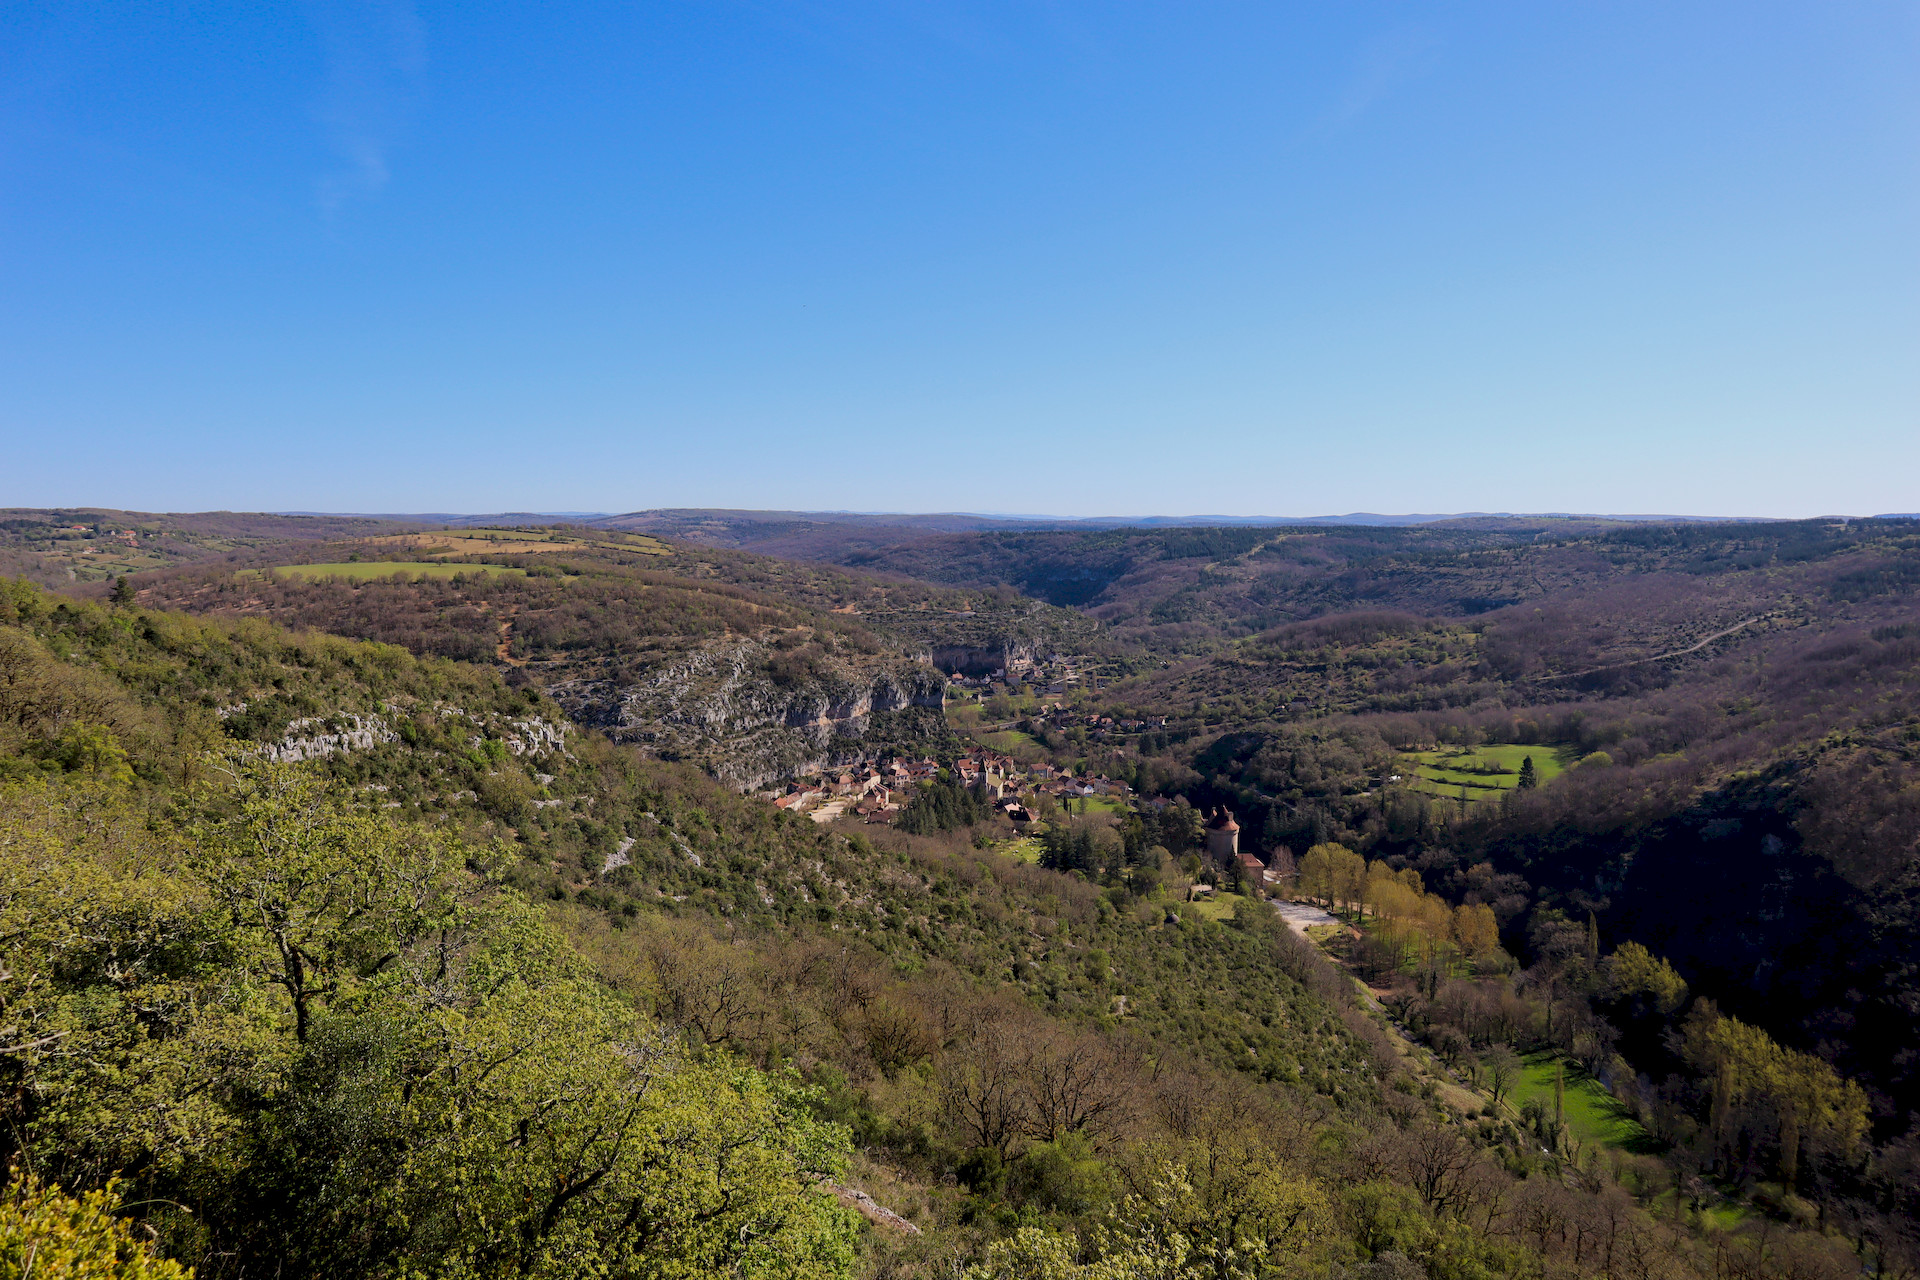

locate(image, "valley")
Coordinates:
1 508 1917 1280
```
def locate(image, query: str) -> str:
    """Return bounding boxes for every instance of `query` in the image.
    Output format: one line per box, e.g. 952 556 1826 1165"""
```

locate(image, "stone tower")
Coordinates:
1205 807 1240 860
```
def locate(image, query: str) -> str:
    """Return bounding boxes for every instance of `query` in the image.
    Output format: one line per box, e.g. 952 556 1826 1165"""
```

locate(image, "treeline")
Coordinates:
1384 911 1913 1270
1296 843 1502 979
138 567 817 664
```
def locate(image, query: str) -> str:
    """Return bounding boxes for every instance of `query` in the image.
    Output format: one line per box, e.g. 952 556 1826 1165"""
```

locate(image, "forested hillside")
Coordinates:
8 576 1910 1278
123 527 1090 785
810 518 1918 660
0 507 421 587
1057 522 1920 1129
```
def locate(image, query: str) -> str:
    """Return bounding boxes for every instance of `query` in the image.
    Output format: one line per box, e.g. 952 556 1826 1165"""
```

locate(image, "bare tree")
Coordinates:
1021 1025 1139 1146
1484 1044 1523 1105
1395 1121 1481 1218
937 1005 1032 1159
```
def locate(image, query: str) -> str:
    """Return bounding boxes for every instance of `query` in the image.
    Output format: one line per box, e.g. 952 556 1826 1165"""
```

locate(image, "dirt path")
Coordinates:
1282 900 1488 1112
1533 616 1764 682
496 606 527 666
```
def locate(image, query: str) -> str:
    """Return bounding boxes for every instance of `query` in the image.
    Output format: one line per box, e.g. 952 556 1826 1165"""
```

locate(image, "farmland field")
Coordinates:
1062 794 1126 816
1185 890 1254 921
975 729 1039 753
995 836 1042 864
1401 743 1567 802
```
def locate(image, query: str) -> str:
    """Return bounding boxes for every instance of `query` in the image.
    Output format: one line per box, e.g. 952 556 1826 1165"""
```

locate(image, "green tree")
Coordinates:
0 1175 191 1279
1604 942 1689 1017
1 758 861 1279
1483 1046 1522 1105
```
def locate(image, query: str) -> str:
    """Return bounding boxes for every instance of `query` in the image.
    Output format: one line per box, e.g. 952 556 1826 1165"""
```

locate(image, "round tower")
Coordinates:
1205 807 1240 860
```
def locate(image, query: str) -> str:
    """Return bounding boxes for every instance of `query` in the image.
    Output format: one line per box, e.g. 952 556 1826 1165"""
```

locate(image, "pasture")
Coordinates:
974 729 1039 753
1509 1052 1658 1155
1400 743 1566 802
1184 890 1254 921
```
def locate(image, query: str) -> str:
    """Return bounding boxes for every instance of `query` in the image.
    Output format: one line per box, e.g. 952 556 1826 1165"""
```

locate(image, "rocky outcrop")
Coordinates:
260 708 569 766
264 714 398 763
546 638 947 789
928 637 1041 677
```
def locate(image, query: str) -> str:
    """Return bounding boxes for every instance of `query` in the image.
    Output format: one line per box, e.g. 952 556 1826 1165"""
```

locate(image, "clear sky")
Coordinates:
3 2 1916 518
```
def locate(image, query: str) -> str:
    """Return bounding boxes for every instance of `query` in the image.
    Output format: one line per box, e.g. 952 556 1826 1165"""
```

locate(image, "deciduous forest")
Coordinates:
2 511 1918 1279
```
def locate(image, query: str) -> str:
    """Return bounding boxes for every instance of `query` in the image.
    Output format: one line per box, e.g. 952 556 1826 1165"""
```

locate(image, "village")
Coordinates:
757 747 1136 827
756 738 1297 906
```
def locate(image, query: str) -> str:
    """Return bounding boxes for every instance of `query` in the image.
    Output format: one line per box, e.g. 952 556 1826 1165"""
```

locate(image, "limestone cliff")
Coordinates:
546 638 946 788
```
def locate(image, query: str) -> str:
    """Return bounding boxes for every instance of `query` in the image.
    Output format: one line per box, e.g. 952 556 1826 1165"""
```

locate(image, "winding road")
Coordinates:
1531 616 1765 683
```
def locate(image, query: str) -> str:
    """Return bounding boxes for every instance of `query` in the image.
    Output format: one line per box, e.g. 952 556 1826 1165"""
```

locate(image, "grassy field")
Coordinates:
1401 743 1568 803
975 729 1038 752
995 836 1043 864
1185 890 1255 921
1059 794 1126 816
1508 1052 1659 1154
250 562 531 582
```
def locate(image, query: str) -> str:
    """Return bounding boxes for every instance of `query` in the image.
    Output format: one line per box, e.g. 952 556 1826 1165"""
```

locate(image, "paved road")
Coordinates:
1270 899 1339 935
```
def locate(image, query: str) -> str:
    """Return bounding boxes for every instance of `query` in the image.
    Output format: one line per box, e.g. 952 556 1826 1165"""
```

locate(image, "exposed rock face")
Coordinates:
928 637 1040 677
264 714 398 763
260 708 570 765
546 639 946 789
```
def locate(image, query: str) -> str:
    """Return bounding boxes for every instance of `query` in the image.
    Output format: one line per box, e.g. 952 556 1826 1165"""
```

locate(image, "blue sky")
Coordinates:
2 2 1915 517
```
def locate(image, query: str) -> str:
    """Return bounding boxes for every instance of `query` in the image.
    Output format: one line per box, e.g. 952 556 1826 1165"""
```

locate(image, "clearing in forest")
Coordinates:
1509 1052 1660 1155
1400 743 1568 802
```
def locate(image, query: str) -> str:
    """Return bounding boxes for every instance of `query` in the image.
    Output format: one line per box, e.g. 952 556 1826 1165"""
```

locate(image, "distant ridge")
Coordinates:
588 509 1785 530
276 511 611 526
258 508 1827 532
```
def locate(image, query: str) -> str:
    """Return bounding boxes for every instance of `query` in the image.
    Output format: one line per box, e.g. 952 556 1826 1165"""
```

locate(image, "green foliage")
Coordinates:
1604 942 1688 1017
1683 1004 1869 1183
897 776 989 835
0 1175 192 1279
0 758 858 1278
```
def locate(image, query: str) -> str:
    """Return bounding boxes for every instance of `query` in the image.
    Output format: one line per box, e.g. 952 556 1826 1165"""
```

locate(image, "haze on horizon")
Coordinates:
2 2 1915 519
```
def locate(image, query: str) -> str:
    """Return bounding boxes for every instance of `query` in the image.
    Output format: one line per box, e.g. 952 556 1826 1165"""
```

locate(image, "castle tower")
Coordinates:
1205 807 1240 860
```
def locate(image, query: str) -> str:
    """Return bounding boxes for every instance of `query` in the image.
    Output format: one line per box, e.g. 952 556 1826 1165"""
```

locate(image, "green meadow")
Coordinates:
1401 743 1567 802
1508 1052 1659 1155
976 729 1039 752
995 836 1043 864
1185 890 1255 921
